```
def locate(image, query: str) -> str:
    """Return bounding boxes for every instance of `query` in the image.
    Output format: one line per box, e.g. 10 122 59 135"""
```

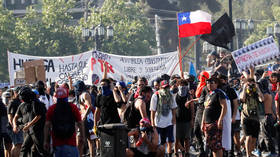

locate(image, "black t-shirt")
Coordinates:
95 94 120 125
16 100 46 132
204 89 226 123
175 94 192 122
198 87 208 107
221 85 238 114
8 98 21 117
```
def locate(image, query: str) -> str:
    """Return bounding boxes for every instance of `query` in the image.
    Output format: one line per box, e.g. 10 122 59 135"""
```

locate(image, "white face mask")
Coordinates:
178 86 188 97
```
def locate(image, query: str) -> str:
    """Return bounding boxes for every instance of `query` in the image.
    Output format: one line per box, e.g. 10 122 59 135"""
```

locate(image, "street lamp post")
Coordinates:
266 26 273 37
248 19 254 33
234 18 254 49
82 24 114 51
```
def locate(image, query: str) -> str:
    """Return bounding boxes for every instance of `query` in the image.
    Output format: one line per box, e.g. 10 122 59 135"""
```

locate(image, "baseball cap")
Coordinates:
160 80 169 88
139 118 151 125
55 87 68 98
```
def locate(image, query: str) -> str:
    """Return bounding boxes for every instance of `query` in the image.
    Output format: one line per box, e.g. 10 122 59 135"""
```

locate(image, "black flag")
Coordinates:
201 13 235 49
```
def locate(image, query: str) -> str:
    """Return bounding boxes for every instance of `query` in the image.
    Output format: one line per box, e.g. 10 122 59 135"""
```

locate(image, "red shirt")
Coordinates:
46 103 81 147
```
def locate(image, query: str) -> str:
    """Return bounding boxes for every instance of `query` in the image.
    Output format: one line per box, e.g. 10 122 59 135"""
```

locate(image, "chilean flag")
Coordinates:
178 10 212 38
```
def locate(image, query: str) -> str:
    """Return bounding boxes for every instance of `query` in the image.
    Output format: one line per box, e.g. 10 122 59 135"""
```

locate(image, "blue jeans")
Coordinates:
54 145 79 157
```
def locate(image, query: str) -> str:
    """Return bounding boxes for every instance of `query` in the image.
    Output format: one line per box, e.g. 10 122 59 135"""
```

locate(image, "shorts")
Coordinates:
204 122 223 152
156 125 174 145
54 145 79 157
1 133 12 150
232 120 241 133
242 118 260 138
176 122 191 139
130 147 156 157
7 127 23 145
84 119 95 139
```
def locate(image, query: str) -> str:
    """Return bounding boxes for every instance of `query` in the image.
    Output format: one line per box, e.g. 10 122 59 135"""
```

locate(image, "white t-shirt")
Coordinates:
150 92 177 128
39 94 53 110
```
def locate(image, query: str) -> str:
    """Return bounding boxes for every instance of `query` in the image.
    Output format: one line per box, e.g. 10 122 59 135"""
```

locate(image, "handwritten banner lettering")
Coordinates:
8 50 180 86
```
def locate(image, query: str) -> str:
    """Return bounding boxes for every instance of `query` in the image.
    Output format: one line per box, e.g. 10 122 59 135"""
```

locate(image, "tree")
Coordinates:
81 0 156 56
0 0 19 81
15 0 84 56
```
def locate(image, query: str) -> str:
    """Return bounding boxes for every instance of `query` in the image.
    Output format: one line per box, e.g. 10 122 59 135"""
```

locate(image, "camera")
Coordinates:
247 84 256 94
139 126 153 133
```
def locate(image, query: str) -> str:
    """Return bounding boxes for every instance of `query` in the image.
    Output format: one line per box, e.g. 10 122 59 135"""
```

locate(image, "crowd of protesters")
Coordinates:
0 49 280 157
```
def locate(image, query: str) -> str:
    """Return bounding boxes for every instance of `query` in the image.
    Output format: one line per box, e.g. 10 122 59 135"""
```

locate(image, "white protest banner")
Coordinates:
8 51 92 86
8 50 180 86
84 51 180 85
231 36 280 73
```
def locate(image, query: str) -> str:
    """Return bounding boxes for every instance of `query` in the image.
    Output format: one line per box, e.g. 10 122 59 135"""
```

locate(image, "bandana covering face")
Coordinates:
101 85 112 96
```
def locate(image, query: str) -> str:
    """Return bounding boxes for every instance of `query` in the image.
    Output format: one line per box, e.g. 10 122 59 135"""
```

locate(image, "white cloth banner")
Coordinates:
8 51 92 86
8 50 180 86
231 36 280 73
84 50 180 85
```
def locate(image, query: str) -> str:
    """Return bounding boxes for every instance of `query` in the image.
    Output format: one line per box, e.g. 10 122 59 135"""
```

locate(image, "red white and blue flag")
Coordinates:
177 10 212 38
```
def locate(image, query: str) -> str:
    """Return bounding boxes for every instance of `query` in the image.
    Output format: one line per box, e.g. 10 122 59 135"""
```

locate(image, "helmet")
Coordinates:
19 86 35 102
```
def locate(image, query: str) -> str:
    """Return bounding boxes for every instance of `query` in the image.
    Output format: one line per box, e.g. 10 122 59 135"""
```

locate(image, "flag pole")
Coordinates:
170 36 201 76
176 12 184 78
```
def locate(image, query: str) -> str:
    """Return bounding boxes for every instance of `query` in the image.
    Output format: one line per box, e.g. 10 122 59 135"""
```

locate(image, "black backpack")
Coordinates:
52 102 75 139
123 94 142 129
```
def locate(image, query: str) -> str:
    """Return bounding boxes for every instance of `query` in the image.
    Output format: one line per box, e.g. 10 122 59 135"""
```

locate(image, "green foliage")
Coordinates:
82 0 156 56
0 0 156 81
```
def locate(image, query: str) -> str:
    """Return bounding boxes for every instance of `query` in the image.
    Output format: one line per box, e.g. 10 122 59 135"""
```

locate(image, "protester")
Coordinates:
74 80 95 157
93 78 121 131
174 79 194 157
240 77 264 157
126 118 164 157
44 87 85 157
187 71 209 157
254 70 278 156
36 80 53 110
7 86 23 157
217 74 239 156
124 86 153 129
13 86 47 157
113 81 128 122
150 80 177 157
1 90 12 157
201 77 227 157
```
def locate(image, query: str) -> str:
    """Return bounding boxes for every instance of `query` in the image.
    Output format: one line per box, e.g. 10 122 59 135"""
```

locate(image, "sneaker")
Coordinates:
263 152 278 157
252 149 261 157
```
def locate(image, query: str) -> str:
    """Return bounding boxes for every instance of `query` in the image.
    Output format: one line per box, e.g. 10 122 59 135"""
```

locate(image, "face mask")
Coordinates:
178 86 188 97
140 127 148 132
101 85 112 96
170 87 178 94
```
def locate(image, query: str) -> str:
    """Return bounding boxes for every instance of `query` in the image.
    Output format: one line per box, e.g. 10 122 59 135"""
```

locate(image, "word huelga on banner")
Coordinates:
231 36 280 73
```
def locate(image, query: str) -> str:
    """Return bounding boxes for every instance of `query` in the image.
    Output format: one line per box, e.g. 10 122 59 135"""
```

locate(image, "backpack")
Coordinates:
123 98 142 129
52 102 75 139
